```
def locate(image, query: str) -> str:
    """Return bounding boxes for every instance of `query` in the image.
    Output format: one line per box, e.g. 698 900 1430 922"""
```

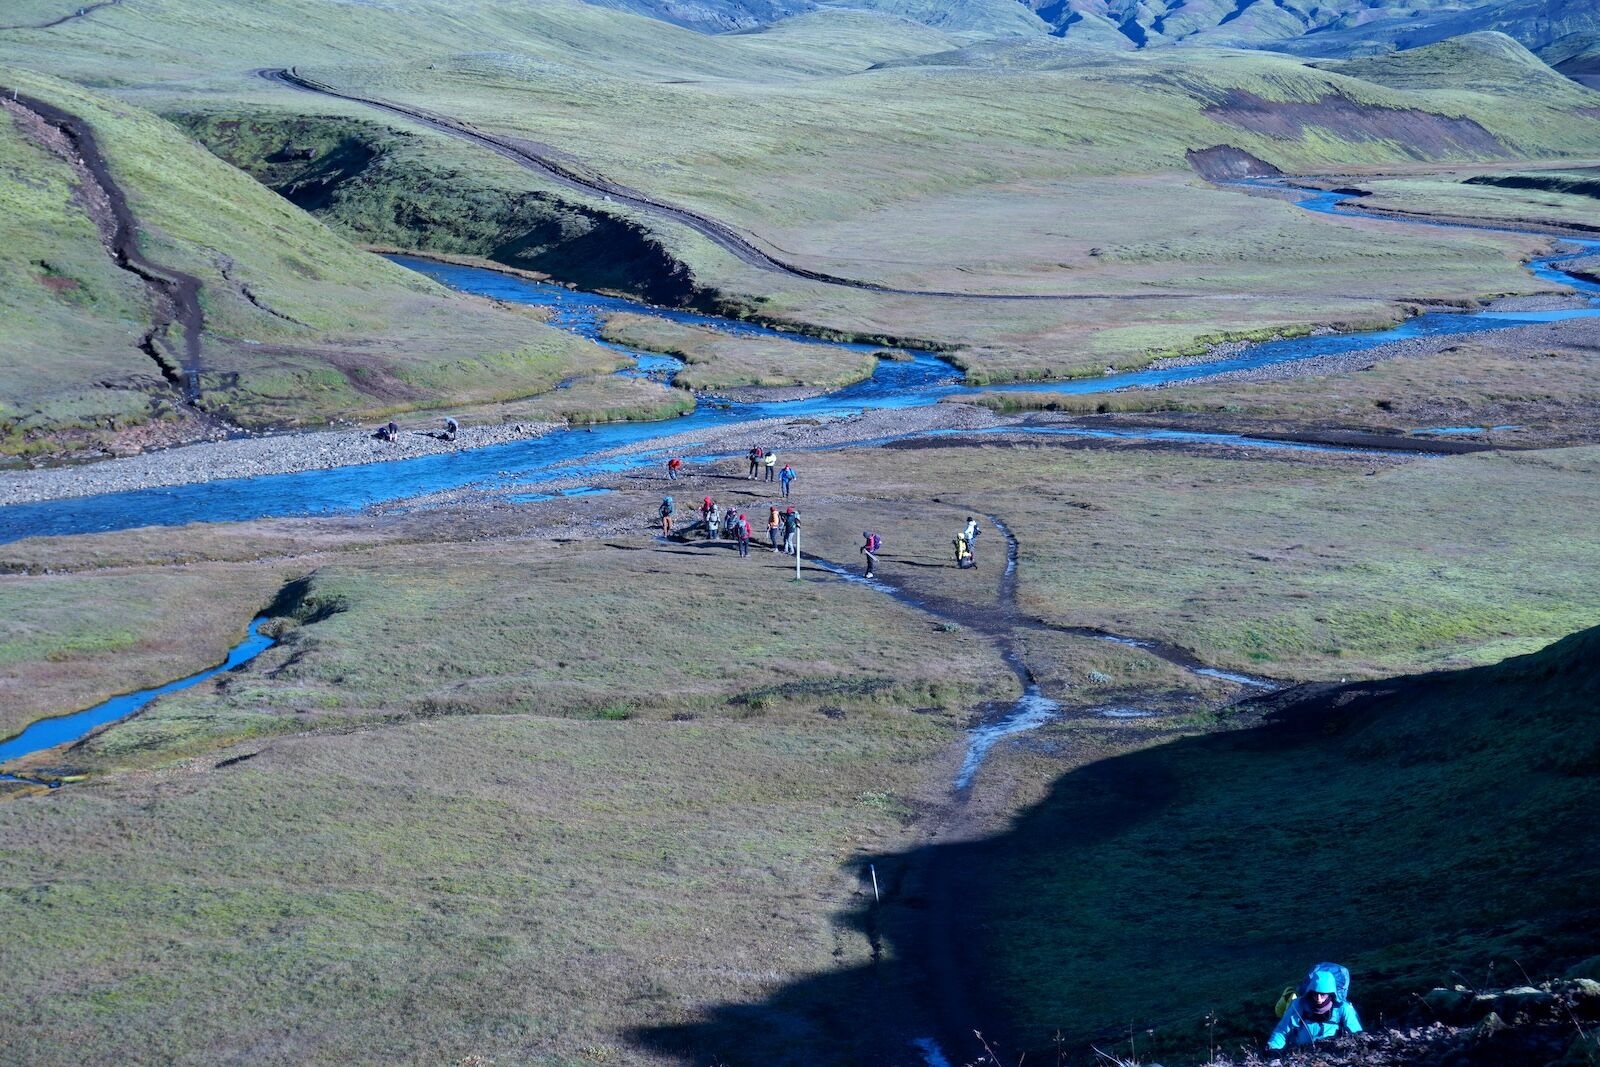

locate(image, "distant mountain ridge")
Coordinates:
583 0 1600 60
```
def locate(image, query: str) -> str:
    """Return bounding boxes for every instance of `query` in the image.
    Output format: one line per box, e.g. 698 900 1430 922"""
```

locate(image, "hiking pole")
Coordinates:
870 864 880 903
795 528 801 581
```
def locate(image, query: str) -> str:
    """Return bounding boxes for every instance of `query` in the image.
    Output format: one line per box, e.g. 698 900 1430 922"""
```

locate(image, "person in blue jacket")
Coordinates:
1268 965 1362 1049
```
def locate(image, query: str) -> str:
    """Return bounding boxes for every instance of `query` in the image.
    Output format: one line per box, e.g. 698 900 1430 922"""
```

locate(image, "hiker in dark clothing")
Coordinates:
747 446 762 479
659 496 675 537
963 516 981 560
443 417 458 442
860 531 881 579
782 506 800 556
374 420 400 442
723 508 742 539
779 464 795 498
736 513 751 557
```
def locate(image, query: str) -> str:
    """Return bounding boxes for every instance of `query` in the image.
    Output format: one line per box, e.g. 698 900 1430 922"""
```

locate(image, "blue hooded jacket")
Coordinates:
1267 967 1362 1049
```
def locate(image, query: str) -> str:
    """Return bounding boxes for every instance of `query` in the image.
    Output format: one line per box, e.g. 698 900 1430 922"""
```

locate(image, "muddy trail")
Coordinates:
806 516 1276 1066
3 90 206 402
260 68 1226 304
0 0 120 32
652 509 1278 1066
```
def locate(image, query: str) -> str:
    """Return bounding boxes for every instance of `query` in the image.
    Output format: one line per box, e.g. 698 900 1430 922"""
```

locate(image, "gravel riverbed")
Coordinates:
0 420 561 506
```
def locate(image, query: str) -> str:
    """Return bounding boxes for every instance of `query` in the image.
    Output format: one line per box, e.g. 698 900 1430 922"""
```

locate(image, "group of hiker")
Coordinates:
668 449 795 495
658 455 992 581
739 446 795 495
373 416 457 443
658 494 801 560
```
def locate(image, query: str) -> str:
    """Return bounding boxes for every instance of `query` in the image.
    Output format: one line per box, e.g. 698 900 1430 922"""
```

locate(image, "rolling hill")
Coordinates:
584 0 1600 61
0 69 619 460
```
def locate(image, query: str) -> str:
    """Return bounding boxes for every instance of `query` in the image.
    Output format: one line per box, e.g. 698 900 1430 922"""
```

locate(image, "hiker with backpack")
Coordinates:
667 457 683 481
953 532 975 569
706 502 721 540
700 496 715 525
723 507 742 540
779 464 795 498
747 446 762 479
1268 963 1362 1050
782 506 800 556
736 513 751 557
860 531 881 579
659 496 675 537
963 516 981 560
767 506 782 553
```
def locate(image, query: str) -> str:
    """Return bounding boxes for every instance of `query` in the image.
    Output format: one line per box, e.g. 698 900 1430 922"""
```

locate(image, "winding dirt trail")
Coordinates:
801 515 1275 1064
4 90 206 401
0 0 120 32
654 509 1277 1063
259 68 1220 303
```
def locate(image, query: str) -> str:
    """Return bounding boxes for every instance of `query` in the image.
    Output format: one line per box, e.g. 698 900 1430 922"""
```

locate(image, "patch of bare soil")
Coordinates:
1187 144 1284 181
1203 91 1509 159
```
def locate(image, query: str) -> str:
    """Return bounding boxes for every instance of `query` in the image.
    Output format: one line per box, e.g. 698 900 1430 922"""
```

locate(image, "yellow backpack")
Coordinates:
1275 987 1298 1019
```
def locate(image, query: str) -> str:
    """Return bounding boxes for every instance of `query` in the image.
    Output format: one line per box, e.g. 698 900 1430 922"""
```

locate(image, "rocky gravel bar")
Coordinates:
0 421 561 507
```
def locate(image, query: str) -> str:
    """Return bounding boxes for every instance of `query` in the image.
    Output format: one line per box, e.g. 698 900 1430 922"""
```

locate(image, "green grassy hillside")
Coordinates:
7 1 1600 388
0 68 621 458
1326 32 1593 98
971 623 1600 1058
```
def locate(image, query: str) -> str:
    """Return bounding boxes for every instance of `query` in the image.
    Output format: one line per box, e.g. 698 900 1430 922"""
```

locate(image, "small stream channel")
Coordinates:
0 617 276 783
3 185 1597 545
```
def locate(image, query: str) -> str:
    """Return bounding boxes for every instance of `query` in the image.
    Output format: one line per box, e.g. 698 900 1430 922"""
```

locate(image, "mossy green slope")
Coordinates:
1326 32 1594 98
972 624 1600 1058
9 2 1600 389
0 68 620 457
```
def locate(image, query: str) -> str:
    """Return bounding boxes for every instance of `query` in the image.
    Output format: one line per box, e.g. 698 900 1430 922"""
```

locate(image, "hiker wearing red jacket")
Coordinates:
736 513 752 557
666 457 683 481
860 531 881 579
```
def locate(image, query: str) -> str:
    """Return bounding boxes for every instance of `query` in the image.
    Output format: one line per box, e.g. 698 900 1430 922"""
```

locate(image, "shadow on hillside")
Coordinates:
632 627 1600 1066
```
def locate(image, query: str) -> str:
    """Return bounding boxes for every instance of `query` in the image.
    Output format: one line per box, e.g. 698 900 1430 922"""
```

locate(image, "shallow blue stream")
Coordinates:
2 188 1595 545
0 617 275 778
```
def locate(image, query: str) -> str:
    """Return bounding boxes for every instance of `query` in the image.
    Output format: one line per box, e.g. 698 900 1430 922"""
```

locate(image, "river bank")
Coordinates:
1169 301 1600 387
0 419 561 507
